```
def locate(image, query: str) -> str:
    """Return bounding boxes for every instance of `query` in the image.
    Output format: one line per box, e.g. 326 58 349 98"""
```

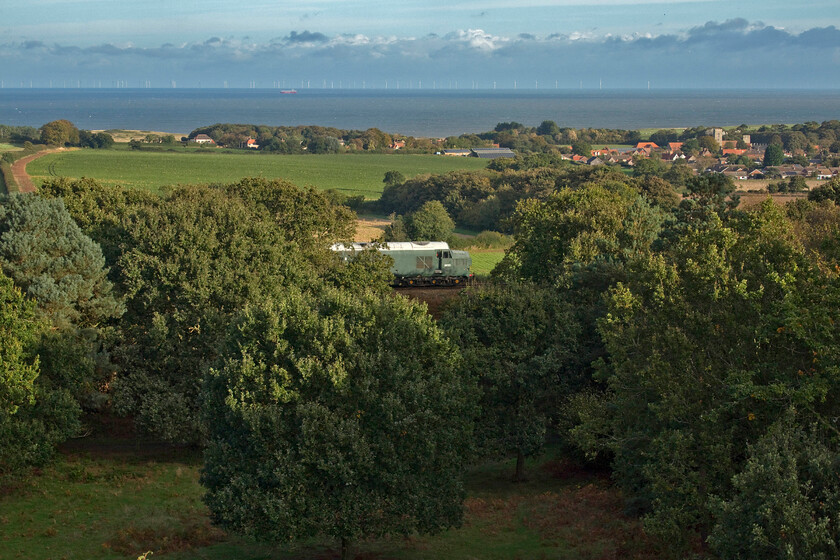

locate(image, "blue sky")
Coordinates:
2 1 839 88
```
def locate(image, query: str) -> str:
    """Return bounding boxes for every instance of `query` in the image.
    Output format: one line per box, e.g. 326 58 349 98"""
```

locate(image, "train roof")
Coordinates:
331 241 451 252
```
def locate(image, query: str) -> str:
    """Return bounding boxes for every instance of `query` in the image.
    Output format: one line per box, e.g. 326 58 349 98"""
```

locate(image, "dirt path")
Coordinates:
9 148 65 193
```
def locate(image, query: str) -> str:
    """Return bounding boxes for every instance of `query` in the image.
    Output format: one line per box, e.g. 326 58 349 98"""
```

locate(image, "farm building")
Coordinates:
470 147 515 159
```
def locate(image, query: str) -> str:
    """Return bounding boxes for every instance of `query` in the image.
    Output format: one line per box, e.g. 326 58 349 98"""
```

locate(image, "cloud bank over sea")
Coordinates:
2 20 839 89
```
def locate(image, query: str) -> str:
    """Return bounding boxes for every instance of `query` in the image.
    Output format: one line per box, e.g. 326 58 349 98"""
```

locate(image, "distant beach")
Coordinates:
2 88 839 137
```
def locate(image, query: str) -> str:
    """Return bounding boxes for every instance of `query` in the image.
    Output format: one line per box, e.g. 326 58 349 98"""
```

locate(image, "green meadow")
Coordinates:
26 150 489 198
0 445 655 560
468 250 506 276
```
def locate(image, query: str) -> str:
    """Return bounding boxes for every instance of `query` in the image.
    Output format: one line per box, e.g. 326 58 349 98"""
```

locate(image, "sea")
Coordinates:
1 88 839 138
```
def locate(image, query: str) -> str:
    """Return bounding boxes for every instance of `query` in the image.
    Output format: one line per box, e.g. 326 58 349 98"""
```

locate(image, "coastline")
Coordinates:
4 89 839 138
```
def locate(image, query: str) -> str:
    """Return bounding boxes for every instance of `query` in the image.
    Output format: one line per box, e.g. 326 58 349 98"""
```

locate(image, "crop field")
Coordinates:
25 150 489 198
0 445 658 560
0 143 22 153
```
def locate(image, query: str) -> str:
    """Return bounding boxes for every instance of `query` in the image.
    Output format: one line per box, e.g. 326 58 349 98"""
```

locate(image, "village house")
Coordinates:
191 133 215 145
591 146 616 157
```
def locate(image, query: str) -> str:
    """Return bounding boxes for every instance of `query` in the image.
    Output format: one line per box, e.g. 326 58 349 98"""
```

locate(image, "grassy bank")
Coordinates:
0 443 658 560
26 150 489 198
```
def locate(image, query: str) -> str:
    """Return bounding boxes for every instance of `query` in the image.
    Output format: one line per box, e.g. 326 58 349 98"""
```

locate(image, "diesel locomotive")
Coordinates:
331 241 473 286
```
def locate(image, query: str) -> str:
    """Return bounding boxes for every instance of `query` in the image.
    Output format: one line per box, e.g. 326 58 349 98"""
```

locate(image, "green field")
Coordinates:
469 250 506 276
0 444 654 560
26 150 489 198
0 143 22 153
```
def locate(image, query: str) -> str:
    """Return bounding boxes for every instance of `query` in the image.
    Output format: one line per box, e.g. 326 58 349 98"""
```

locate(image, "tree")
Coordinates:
382 170 405 188
407 200 455 241
788 175 808 193
784 131 809 154
709 414 840 559
0 271 39 421
639 176 681 209
571 140 592 157
632 157 664 178
39 119 79 147
495 121 526 133
382 213 410 242
79 130 114 149
808 177 840 204
306 136 341 154
680 137 701 156
764 144 785 167
649 129 678 147
498 183 663 286
202 288 474 560
573 202 840 551
108 186 320 441
0 265 85 473
441 281 578 480
0 195 123 329
0 194 123 464
0 270 55 473
536 120 560 137
698 135 721 154
38 178 366 443
662 160 694 188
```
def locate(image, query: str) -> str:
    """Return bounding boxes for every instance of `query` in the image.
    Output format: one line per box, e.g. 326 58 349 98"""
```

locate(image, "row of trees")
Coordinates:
188 120 840 158
37 119 114 149
8 118 840 158
189 123 441 153
376 159 683 234
472 172 840 557
370 158 840 556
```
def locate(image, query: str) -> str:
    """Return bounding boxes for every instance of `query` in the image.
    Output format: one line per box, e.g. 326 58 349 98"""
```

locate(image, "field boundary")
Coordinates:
10 148 66 193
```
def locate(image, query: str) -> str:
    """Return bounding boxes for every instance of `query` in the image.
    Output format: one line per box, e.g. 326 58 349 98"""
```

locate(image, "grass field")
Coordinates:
0 143 22 153
0 443 658 560
469 250 506 276
26 150 489 198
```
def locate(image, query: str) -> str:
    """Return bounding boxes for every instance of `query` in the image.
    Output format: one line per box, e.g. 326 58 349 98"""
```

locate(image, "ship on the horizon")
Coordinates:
280 89 297 94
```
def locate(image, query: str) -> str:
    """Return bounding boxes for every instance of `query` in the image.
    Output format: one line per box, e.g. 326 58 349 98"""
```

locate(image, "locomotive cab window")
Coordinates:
442 251 451 259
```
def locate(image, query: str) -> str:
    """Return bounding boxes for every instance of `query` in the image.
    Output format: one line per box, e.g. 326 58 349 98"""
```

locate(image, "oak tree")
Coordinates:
202 288 474 560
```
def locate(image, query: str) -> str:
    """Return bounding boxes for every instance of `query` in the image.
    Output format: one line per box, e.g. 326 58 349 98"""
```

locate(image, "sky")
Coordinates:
1 0 839 89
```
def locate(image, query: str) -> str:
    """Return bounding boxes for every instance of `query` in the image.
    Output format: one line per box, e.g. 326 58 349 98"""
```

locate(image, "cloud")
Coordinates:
285 30 329 44
1 21 839 88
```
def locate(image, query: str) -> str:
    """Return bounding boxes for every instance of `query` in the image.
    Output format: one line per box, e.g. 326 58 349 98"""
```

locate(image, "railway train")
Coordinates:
331 241 473 286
